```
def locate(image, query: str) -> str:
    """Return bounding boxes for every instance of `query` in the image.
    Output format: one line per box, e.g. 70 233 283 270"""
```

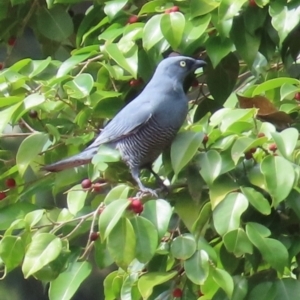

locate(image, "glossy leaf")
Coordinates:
130 216 158 263
198 150 222 185
138 271 177 299
49 261 92 300
160 12 185 49
261 156 295 206
223 228 253 257
171 234 196 260
246 222 288 273
213 192 248 236
107 218 136 269
16 133 49 176
99 199 130 240
22 233 62 278
141 199 172 240
171 131 204 175
184 250 209 285
241 187 271 215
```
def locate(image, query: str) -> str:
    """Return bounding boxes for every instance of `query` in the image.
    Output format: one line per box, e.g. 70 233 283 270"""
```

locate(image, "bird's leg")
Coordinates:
145 165 169 194
130 167 158 197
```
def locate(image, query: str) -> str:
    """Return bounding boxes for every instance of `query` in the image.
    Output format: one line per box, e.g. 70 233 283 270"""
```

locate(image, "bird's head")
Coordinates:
155 56 206 83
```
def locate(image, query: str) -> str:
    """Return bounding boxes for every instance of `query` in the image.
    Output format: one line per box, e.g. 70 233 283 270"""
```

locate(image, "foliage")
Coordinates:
1 0 300 299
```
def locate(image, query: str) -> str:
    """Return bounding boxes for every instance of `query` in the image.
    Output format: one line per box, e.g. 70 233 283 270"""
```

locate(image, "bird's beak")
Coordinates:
193 60 206 71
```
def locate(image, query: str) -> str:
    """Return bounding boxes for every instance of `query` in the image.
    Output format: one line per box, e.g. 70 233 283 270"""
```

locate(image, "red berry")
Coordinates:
170 6 179 12
294 92 300 101
258 132 265 138
165 8 172 13
93 182 102 192
244 151 253 160
129 79 142 87
249 0 257 7
90 232 99 241
192 79 198 87
202 134 209 144
250 147 256 154
81 179 92 189
29 110 38 119
0 192 6 201
172 288 183 298
128 15 138 24
8 36 16 46
269 143 277 152
129 198 144 214
5 178 16 188
0 63 3 70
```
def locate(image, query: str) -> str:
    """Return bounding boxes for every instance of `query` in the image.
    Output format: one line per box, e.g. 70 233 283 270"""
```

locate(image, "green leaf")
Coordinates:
209 175 239 209
171 131 204 175
49 261 92 300
232 276 248 300
57 53 91 77
99 199 130 240
37 6 73 42
252 77 299 96
190 0 220 18
183 14 211 47
141 199 172 240
0 102 22 133
246 222 289 273
138 271 177 299
213 192 248 236
94 239 114 269
24 209 45 227
139 0 165 15
206 36 233 68
261 156 295 206
230 15 260 67
212 268 234 298
104 185 131 204
223 228 253 257
16 133 49 176
271 128 298 160
143 14 164 51
63 74 94 99
248 278 300 300
0 236 25 272
107 218 136 269
241 187 271 215
270 3 300 44
184 250 209 285
105 43 138 77
198 150 222 185
130 216 158 263
160 12 185 49
22 233 62 278
0 203 37 231
104 0 128 20
171 234 196 260
219 0 247 20
67 185 88 216
231 136 267 164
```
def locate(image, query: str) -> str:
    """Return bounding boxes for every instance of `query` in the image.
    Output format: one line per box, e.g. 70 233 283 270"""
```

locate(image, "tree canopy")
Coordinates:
1 0 300 299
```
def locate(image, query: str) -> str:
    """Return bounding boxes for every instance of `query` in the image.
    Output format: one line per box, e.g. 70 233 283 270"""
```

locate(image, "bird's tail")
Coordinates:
41 148 97 172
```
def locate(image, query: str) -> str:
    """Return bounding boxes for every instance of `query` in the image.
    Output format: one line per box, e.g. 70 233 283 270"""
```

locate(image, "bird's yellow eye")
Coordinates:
180 61 186 67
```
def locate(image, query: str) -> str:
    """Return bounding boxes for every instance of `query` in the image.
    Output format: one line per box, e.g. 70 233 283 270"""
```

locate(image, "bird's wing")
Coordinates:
87 98 152 149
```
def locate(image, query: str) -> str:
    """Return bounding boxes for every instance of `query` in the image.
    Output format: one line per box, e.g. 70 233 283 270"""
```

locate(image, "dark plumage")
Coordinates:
42 56 206 195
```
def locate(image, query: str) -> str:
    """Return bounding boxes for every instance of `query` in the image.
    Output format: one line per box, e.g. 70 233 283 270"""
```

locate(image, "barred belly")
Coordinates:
116 118 177 169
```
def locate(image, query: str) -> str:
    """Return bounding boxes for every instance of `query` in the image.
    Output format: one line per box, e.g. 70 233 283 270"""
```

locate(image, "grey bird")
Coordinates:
42 56 206 195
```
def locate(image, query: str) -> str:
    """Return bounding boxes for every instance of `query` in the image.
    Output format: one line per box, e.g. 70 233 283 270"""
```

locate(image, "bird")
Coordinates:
42 56 206 196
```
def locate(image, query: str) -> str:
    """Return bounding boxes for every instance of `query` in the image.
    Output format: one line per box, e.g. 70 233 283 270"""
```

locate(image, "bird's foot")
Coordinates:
136 187 158 198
